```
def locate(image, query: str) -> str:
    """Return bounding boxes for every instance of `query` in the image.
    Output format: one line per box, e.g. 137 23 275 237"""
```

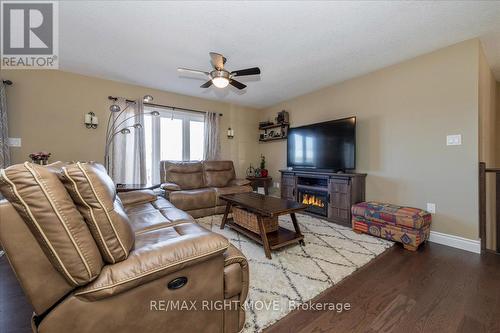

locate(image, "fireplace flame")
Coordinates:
302 194 325 207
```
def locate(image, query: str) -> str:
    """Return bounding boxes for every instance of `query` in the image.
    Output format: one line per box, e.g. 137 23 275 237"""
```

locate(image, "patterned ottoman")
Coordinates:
351 202 431 251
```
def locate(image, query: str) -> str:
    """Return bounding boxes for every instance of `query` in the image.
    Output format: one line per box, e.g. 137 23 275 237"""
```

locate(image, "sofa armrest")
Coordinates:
74 225 229 301
228 178 251 187
223 244 249 303
117 189 157 207
161 182 182 191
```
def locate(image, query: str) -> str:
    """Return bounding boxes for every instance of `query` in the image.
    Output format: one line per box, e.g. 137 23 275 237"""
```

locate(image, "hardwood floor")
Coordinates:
1 243 500 333
265 243 500 333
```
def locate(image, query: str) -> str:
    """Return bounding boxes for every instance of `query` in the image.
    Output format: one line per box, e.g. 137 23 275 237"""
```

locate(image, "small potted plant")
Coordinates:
29 151 51 165
260 155 268 177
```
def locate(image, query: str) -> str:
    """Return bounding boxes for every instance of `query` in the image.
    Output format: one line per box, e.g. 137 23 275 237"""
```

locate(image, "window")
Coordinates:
144 107 205 183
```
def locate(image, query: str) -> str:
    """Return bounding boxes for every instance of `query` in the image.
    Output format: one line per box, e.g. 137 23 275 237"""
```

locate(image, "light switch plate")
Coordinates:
446 134 462 146
274 182 280 188
8 137 21 147
426 203 436 214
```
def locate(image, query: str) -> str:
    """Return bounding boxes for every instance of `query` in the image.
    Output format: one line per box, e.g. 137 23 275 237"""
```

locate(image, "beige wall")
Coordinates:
0 70 260 178
1 39 493 241
259 39 481 240
478 43 497 250
497 81 500 164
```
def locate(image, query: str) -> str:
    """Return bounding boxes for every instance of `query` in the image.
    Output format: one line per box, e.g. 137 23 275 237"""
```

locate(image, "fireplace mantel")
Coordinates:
279 169 366 226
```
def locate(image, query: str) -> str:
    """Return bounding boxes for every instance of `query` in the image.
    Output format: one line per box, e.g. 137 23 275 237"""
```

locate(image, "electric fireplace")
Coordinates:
298 188 328 217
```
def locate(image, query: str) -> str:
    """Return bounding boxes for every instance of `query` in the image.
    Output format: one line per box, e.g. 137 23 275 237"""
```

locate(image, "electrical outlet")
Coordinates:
8 137 21 147
426 203 436 214
274 182 280 188
446 134 462 146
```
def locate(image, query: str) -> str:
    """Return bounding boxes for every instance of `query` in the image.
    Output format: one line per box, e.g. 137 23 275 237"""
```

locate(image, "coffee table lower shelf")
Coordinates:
225 218 304 251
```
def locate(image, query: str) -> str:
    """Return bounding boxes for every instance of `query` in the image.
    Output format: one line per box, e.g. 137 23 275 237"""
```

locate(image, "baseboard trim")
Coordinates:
428 231 481 254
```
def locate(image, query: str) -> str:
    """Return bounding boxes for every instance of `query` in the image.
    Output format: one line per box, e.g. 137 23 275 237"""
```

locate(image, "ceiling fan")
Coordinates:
177 52 261 90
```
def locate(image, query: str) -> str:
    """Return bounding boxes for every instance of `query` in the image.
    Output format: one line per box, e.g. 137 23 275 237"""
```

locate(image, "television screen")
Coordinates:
287 117 356 171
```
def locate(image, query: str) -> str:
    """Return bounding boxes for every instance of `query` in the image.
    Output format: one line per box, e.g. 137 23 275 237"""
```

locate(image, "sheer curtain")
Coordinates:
203 112 220 160
109 98 147 184
0 81 10 169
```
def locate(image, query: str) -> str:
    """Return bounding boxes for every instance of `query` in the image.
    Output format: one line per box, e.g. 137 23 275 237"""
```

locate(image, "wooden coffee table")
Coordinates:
220 192 307 259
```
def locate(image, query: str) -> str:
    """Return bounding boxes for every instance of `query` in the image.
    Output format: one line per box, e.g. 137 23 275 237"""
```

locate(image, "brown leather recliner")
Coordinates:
0 162 248 333
160 160 252 218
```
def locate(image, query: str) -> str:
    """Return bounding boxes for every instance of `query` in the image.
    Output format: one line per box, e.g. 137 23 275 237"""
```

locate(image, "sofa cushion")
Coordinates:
203 161 236 187
124 197 194 234
160 182 181 191
214 185 253 206
0 162 103 286
161 161 204 190
118 189 157 207
60 162 135 264
169 188 216 211
74 223 229 301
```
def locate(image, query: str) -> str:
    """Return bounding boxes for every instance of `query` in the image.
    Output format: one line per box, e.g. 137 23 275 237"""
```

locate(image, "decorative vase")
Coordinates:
260 169 268 177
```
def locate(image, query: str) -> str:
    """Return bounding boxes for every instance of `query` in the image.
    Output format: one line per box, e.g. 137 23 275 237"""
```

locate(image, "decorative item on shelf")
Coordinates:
29 151 51 165
277 110 289 124
84 112 98 129
227 127 234 139
246 164 255 177
260 155 268 177
258 111 290 142
104 95 160 170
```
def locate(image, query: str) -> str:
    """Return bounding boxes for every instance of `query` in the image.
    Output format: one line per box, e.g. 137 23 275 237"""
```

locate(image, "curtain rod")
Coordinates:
2 80 12 85
107 96 222 116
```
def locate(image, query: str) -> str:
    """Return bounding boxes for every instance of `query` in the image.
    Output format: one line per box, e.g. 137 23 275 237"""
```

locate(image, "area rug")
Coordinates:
196 213 394 332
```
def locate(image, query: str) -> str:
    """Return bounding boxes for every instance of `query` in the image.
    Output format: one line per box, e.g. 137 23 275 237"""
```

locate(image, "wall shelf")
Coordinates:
259 122 289 142
258 122 290 130
259 137 287 143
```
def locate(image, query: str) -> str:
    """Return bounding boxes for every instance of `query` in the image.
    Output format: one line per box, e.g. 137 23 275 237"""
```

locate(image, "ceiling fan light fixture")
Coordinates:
178 52 260 91
212 77 229 88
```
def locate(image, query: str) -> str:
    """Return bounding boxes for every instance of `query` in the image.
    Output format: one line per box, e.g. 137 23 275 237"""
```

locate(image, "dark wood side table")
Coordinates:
220 192 306 259
116 183 160 193
246 176 273 195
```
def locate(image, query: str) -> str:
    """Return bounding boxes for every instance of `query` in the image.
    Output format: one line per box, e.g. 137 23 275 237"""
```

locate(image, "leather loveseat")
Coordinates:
0 162 248 333
160 160 252 218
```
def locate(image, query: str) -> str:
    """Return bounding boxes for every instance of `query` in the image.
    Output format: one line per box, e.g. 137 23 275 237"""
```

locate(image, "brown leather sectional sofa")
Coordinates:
0 161 249 333
160 160 253 218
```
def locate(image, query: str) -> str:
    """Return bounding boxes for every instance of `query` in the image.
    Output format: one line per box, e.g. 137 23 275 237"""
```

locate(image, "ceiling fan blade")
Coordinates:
200 80 213 88
229 79 246 90
231 67 261 77
177 67 209 76
209 52 226 70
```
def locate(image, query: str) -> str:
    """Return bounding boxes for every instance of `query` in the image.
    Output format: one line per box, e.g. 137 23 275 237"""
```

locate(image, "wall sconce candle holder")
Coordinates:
227 127 234 139
85 112 98 129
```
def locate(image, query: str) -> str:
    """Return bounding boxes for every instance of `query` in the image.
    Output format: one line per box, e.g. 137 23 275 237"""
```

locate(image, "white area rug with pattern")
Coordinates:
197 213 393 333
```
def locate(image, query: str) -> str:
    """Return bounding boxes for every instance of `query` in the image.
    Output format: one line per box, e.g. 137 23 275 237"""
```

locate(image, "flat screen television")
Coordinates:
287 117 356 171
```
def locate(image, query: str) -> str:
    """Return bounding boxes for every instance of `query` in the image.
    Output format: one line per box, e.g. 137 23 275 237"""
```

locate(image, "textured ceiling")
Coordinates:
59 1 500 108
